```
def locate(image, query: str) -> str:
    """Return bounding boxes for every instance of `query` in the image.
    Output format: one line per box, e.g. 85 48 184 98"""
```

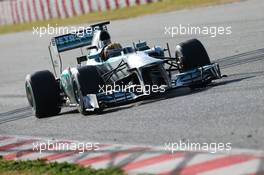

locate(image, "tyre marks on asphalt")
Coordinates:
0 49 263 124
0 94 25 98
0 106 32 124
216 48 264 69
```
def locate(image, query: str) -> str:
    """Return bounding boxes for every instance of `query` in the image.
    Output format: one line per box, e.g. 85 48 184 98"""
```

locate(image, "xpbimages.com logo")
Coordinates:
165 140 232 154
32 24 95 37
32 140 100 153
164 24 232 38
98 83 166 95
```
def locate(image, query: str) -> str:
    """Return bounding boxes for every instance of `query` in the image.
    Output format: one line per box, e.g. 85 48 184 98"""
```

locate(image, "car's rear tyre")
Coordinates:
73 66 104 115
25 70 61 118
175 39 211 72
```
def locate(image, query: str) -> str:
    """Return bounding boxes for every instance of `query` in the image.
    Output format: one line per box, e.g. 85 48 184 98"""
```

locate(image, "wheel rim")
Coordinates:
73 81 86 113
25 82 34 107
73 82 81 104
175 51 184 71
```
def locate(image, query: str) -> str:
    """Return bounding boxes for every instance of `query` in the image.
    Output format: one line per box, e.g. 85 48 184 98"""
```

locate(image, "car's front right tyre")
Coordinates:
25 70 61 118
73 66 104 115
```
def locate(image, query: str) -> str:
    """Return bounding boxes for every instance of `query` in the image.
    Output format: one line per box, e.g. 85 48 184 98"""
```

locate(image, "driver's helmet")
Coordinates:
98 31 111 48
103 43 122 61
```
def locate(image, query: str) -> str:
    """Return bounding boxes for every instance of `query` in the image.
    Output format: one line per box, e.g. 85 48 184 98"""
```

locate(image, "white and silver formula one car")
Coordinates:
25 21 221 118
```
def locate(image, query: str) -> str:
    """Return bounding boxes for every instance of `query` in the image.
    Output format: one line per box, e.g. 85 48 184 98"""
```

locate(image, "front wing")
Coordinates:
81 63 221 111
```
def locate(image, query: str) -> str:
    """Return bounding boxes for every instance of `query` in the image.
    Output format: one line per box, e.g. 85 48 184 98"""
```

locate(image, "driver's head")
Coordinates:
99 31 111 48
103 43 122 61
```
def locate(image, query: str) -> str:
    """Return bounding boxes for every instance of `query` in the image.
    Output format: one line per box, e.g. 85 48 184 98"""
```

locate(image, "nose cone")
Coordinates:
126 52 162 69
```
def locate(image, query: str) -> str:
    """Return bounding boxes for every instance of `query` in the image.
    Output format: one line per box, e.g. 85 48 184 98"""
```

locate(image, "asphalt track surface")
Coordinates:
0 0 263 151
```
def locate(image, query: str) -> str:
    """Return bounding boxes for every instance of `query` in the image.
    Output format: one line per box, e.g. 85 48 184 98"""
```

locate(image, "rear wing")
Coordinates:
51 21 110 53
48 21 110 76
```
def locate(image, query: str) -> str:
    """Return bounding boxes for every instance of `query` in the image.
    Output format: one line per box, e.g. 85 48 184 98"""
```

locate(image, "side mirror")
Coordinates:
77 56 87 64
135 41 150 51
86 45 98 51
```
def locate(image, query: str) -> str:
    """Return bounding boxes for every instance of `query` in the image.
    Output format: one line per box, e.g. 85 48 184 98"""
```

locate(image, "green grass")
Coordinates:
0 158 126 175
0 0 238 34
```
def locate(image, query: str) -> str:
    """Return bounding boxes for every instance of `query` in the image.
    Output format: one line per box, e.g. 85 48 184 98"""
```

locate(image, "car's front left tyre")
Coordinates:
175 38 211 72
25 70 61 118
